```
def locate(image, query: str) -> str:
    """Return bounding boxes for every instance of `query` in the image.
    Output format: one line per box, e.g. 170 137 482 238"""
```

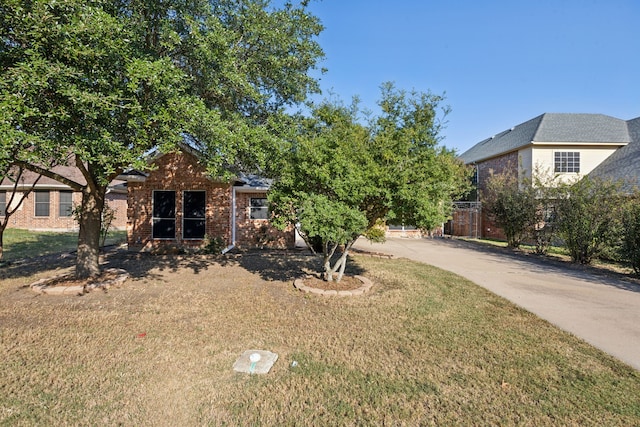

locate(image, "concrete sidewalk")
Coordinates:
353 237 640 371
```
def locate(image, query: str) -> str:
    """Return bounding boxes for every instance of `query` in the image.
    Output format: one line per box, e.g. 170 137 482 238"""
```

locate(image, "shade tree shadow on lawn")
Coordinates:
0 245 366 288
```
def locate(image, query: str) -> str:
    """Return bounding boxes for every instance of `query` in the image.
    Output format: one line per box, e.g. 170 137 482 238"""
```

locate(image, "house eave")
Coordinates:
234 186 269 193
0 183 75 191
461 147 527 165
116 173 148 183
530 141 628 147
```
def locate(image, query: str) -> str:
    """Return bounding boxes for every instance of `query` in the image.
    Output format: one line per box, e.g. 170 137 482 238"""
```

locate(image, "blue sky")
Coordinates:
302 0 640 154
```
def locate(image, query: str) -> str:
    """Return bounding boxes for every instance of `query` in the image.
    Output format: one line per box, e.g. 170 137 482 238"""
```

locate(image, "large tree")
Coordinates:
0 0 323 277
269 84 471 282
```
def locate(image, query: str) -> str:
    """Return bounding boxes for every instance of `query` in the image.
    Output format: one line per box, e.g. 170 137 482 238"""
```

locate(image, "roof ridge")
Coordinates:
529 113 547 142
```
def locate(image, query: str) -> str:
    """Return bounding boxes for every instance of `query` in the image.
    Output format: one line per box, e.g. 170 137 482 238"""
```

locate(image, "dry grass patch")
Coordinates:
1 251 639 425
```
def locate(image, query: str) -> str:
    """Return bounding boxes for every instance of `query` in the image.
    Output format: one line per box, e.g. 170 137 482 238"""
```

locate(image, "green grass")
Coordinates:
1 228 126 262
462 237 569 255
0 252 638 425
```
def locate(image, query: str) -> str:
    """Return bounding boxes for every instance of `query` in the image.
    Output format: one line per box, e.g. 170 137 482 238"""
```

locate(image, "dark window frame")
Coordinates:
152 190 176 239
182 190 206 239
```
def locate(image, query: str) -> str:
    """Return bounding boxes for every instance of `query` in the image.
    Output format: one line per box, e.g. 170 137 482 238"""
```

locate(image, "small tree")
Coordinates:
555 176 622 264
529 166 562 254
269 85 470 282
482 169 536 248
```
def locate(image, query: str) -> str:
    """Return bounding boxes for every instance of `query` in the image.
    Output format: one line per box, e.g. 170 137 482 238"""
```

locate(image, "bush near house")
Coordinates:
481 170 640 272
618 195 640 274
555 177 623 264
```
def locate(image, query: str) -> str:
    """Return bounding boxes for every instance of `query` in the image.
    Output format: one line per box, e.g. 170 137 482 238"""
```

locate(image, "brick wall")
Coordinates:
126 151 232 250
106 192 127 229
466 152 519 240
234 191 294 249
1 189 127 232
126 151 295 251
476 151 519 196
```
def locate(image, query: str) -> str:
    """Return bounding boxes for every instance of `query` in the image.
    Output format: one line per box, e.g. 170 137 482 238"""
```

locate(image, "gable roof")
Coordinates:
589 117 640 192
459 113 633 164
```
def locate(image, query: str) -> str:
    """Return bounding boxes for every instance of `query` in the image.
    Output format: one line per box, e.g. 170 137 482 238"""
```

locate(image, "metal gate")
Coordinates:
448 201 481 238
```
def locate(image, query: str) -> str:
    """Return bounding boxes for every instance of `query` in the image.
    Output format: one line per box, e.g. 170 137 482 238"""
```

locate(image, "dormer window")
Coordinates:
554 152 580 173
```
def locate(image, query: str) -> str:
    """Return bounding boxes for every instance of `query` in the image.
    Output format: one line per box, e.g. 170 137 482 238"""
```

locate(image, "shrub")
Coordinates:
482 170 536 248
555 177 622 264
619 196 640 274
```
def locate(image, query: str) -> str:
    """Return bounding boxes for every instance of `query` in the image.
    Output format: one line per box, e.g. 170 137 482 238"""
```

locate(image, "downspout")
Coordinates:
221 185 236 254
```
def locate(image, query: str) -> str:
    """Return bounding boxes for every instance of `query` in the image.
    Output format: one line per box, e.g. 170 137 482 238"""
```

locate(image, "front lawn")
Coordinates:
0 251 638 425
1 229 126 262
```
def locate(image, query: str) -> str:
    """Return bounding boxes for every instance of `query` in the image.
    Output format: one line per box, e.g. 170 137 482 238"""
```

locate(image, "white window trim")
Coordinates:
34 190 50 217
58 190 74 218
553 151 581 174
249 197 269 220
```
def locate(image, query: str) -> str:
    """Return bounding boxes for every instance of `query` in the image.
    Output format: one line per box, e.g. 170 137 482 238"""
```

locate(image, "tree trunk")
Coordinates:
75 188 105 279
322 241 339 282
0 227 4 261
322 240 354 283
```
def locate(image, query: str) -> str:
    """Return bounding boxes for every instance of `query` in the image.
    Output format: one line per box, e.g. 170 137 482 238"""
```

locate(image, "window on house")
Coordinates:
59 191 73 217
250 197 268 220
0 191 5 216
152 190 176 239
183 191 206 239
554 152 580 173
34 191 50 217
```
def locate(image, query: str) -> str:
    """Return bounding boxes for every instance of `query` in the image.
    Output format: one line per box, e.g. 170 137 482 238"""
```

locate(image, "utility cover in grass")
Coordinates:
233 350 278 374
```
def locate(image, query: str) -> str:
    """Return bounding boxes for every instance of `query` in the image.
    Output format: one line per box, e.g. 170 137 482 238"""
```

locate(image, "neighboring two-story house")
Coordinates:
454 113 640 239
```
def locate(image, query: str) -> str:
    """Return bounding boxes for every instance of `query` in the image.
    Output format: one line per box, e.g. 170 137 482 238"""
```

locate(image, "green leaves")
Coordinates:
1 0 325 274
555 177 622 264
269 84 471 278
298 194 367 246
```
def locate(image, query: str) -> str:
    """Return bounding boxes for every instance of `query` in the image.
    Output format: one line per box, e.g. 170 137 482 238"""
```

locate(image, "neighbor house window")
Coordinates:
250 197 268 220
554 152 580 173
34 190 50 217
59 191 73 217
0 191 5 216
152 190 176 239
183 191 206 239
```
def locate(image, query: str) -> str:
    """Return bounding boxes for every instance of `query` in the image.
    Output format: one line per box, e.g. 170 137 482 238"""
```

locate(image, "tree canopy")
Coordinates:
269 84 471 282
0 0 324 277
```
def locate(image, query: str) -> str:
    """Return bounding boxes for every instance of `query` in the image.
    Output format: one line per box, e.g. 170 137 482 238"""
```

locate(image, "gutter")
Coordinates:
221 186 237 254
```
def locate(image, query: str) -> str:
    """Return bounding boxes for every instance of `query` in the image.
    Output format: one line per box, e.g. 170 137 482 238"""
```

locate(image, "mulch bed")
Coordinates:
303 275 364 291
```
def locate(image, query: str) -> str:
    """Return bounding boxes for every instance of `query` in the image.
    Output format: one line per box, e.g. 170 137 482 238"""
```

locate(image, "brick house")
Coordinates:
122 146 294 251
453 113 640 239
0 165 127 231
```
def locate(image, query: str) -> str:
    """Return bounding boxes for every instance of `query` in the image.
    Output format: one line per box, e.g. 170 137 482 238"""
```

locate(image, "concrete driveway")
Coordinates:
353 237 640 371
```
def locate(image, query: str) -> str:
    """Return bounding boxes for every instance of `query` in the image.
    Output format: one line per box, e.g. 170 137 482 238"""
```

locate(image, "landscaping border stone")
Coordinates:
293 275 373 297
30 268 130 295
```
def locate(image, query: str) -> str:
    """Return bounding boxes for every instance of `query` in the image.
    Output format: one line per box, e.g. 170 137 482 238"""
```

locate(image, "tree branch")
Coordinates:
14 160 84 191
